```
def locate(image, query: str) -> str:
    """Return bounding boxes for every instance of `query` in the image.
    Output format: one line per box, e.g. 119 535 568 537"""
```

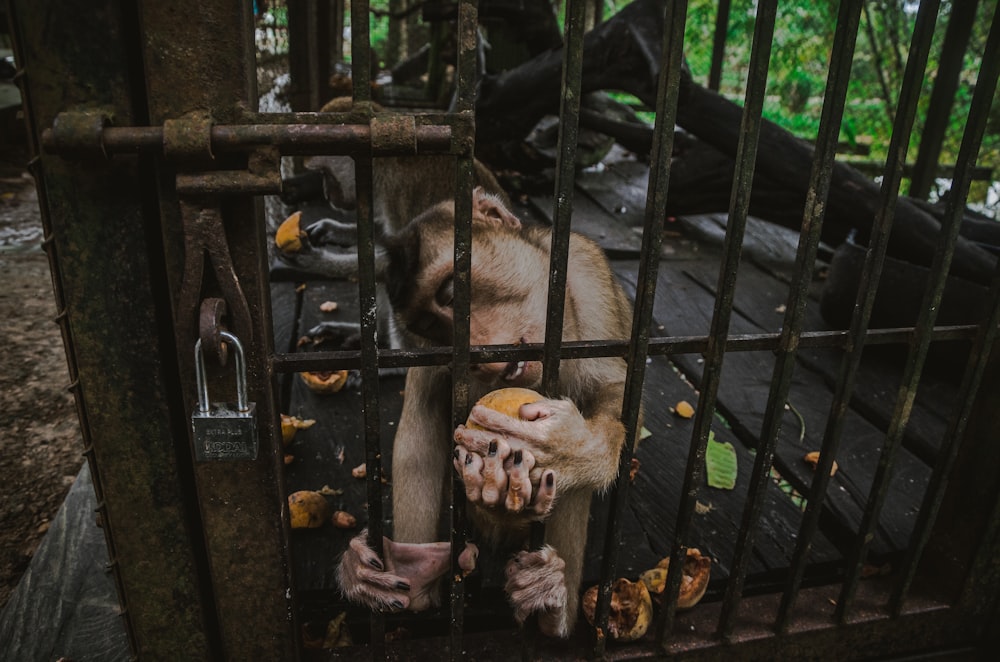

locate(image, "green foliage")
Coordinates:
680 0 998 211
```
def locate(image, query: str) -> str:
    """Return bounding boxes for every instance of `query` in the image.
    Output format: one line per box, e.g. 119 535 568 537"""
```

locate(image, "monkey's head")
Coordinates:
385 187 550 388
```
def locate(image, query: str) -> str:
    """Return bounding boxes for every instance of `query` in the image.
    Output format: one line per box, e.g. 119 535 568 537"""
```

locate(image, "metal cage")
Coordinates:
6 0 1000 659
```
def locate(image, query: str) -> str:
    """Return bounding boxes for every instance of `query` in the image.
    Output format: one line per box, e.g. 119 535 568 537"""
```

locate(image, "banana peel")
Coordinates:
300 370 350 394
276 211 307 253
639 548 711 609
281 414 316 446
582 578 653 642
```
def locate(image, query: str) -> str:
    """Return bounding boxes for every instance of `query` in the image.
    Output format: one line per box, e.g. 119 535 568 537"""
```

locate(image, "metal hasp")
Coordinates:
191 331 257 461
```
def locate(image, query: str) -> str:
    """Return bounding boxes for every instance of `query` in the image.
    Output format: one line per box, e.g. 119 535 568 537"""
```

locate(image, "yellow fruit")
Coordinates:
467 387 544 430
300 370 349 394
288 490 331 529
276 211 306 253
280 414 316 446
675 400 695 419
804 451 838 476
639 548 711 609
582 578 653 642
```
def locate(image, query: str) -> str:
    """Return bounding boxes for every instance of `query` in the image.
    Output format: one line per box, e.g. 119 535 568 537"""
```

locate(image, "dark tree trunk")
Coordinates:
474 0 998 285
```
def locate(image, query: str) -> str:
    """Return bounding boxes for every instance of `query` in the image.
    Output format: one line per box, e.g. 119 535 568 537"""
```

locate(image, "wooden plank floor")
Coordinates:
272 152 961 623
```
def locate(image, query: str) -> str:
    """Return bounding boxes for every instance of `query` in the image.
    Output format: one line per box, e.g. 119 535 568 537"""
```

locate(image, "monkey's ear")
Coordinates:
473 186 521 230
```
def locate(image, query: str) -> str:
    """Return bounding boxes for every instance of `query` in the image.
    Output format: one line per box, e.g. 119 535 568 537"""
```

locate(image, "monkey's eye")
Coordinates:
435 277 454 308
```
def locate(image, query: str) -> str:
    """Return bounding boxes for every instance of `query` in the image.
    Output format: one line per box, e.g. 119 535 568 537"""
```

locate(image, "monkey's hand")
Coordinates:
453 437 557 522
337 531 451 612
457 397 622 492
505 545 571 638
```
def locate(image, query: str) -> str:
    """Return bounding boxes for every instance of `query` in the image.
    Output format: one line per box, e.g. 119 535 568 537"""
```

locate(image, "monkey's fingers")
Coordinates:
456 448 485 503
306 217 358 247
481 438 511 507
505 449 533 513
458 542 479 575
504 546 567 624
337 533 412 612
453 423 498 456
528 470 557 521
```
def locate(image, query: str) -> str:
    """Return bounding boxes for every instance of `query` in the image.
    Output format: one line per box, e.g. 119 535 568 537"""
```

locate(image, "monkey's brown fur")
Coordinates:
368 190 633 637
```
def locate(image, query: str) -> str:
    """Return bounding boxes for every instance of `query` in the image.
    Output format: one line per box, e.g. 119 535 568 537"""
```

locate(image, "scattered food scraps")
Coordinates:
288 491 331 529
639 548 711 609
674 400 695 419
300 370 349 394
331 511 357 529
280 414 316 445
582 578 652 642
319 300 339 313
804 451 838 476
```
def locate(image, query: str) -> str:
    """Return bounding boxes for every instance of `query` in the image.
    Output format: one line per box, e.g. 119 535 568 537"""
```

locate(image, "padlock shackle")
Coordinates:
194 331 249 412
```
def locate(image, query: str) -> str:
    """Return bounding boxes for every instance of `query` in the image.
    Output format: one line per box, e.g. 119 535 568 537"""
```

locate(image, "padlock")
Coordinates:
191 331 258 461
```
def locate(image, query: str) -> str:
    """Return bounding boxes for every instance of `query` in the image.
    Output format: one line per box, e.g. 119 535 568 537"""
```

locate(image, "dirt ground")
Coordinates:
0 145 84 609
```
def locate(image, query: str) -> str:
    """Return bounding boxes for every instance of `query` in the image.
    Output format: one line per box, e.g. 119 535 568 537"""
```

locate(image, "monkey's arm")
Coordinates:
504 489 592 638
337 367 459 610
337 534 451 611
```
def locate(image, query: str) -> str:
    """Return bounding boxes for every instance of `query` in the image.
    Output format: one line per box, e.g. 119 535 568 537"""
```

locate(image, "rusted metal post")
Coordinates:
7 0 214 657
136 0 296 658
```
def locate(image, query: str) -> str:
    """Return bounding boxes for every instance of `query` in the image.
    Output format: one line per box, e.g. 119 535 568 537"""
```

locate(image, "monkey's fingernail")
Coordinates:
391 600 405 610
369 559 384 571
396 581 411 591
453 448 460 459
546 473 555 487
513 450 523 465
488 441 498 456
465 454 473 465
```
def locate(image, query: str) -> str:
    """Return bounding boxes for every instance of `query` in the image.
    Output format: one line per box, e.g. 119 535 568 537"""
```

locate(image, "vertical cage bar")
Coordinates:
708 0 731 91
449 1 479 653
716 0 864 640
592 1 688 654
349 0 385 650
653 0 777 644
351 0 372 104
890 267 1000 615
775 0 942 631
908 0 980 200
837 2 1000 621
540 0 586 400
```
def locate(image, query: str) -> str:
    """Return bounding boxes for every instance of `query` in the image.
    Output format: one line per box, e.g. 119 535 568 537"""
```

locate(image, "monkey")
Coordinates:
336 186 635 638
278 96 505 284
276 99 508 355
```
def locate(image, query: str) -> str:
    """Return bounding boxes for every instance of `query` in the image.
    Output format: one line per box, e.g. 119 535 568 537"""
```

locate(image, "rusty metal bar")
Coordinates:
448 1 479 654
593 0 688 654
271 324 982 372
716 0 864 640
41 122 453 157
908 0 980 200
708 0 731 91
890 264 1000 615
524 1 588 650
837 1 1000 621
775 0 943 631
540 0 586 398
351 0 373 104
346 0 386 653
653 0 777 645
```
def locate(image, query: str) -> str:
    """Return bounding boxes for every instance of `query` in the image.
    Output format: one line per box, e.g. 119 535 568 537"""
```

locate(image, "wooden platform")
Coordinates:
278 152 962 634
1 151 963 654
